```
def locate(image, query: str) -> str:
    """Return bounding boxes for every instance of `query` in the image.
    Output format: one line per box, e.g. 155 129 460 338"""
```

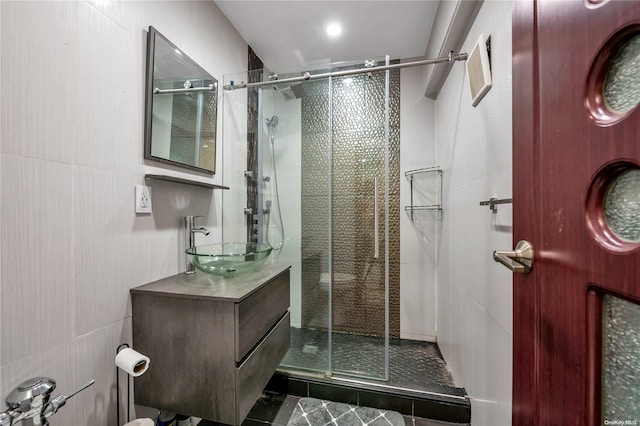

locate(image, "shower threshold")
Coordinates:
266 328 470 423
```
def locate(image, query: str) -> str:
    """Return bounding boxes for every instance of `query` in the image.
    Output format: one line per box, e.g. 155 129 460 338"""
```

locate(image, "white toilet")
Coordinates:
318 272 357 327
124 419 154 426
318 272 357 292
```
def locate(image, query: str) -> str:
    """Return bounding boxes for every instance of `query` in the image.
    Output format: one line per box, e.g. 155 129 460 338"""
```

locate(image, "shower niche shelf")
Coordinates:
405 167 442 220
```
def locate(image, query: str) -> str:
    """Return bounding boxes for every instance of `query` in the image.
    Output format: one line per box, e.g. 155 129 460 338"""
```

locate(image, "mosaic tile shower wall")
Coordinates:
301 68 401 338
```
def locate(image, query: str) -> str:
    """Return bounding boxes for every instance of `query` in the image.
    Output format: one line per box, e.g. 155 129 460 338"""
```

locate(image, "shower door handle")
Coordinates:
374 177 379 259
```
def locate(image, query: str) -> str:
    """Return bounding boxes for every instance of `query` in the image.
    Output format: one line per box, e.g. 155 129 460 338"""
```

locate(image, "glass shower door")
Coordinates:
329 62 393 381
250 61 394 382
263 76 333 376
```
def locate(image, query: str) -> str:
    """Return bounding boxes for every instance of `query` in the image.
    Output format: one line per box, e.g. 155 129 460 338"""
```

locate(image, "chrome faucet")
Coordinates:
0 377 94 425
185 215 210 274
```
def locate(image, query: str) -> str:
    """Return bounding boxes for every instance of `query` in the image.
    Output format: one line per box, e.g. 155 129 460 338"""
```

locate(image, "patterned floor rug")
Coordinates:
286 398 404 426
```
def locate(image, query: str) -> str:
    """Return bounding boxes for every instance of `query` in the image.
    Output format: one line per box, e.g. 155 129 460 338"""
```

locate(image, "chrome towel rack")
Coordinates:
479 197 512 213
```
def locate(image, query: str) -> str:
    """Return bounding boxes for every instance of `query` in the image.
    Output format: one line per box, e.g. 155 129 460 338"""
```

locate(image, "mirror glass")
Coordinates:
145 26 218 173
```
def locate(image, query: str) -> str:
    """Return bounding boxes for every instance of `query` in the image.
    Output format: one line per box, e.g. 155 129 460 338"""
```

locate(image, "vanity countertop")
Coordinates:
130 263 291 303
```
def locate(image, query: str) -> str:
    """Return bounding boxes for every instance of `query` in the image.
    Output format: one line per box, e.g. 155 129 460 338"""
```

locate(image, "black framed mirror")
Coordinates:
144 26 218 174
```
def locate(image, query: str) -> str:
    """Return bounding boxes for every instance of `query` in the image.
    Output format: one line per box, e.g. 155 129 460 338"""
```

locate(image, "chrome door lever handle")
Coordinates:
493 240 534 273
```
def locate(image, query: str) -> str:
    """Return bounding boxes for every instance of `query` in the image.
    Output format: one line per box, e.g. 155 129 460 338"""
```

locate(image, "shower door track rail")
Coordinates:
276 370 469 403
329 376 469 402
223 52 468 90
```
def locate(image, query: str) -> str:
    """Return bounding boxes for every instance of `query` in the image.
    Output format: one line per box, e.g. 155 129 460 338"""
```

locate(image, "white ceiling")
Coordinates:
214 1 440 73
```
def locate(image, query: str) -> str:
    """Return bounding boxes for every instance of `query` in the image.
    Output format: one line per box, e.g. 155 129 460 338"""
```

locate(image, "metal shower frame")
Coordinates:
223 52 468 91
239 50 468 382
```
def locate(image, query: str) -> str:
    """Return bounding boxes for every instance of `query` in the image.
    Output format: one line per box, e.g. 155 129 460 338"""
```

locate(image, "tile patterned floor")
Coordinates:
286 398 404 426
195 392 469 426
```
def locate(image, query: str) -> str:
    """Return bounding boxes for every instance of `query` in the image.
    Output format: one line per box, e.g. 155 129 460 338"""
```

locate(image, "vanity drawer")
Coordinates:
236 312 290 422
235 269 290 362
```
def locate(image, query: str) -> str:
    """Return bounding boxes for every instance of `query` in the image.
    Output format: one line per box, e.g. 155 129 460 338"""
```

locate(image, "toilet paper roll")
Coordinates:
115 348 150 377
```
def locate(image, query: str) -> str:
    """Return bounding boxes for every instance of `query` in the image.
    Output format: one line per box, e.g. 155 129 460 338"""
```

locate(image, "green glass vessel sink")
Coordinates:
186 242 273 276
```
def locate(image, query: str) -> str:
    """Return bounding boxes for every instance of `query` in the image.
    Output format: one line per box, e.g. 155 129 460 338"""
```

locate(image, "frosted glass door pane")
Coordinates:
602 295 640 422
604 35 640 113
604 169 640 242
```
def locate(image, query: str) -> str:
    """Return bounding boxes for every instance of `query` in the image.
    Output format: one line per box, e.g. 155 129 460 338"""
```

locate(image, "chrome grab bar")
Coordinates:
374 177 379 259
493 240 534 273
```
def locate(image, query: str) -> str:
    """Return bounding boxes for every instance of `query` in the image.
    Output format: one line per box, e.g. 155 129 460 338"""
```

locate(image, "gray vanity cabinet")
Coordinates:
130 265 291 425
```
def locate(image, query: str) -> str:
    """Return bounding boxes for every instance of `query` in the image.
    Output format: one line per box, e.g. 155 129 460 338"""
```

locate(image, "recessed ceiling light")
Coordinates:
326 23 342 37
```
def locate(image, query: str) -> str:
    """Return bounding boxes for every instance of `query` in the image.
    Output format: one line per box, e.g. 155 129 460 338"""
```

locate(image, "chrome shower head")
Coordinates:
277 83 306 101
267 116 279 128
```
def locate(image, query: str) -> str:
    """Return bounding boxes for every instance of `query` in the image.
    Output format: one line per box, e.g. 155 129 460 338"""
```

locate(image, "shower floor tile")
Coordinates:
280 327 460 394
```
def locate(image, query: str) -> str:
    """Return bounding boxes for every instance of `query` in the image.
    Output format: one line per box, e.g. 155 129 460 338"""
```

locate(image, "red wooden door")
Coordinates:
513 1 640 425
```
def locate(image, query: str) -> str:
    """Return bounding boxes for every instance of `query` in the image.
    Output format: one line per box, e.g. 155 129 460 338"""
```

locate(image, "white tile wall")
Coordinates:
1 156 75 363
1 340 76 424
221 83 249 243
73 318 133 425
399 263 436 341
0 1 246 423
435 1 513 425
261 91 303 327
221 84 250 192
399 66 437 341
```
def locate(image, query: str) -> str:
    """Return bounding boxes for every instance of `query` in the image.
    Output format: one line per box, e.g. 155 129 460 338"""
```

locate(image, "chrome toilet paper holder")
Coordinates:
115 343 151 426
116 343 131 426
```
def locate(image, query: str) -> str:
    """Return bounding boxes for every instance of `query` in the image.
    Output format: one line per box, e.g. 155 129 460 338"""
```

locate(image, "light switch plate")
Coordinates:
135 185 152 214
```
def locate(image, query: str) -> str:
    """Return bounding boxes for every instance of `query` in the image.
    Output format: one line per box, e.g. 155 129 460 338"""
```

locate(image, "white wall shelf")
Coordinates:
145 174 229 190
405 167 442 220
